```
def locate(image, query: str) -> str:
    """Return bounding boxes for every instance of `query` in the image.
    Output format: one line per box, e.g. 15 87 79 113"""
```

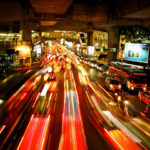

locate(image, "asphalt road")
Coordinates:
0 50 149 150
0 64 113 150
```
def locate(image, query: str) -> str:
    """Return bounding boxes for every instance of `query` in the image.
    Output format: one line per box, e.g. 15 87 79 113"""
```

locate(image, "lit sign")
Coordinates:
17 46 31 58
124 43 149 63
88 46 94 56
65 41 73 48
76 44 80 52
34 45 41 54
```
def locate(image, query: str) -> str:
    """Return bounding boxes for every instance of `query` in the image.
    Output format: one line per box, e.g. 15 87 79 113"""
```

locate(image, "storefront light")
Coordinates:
110 84 113 88
16 45 31 58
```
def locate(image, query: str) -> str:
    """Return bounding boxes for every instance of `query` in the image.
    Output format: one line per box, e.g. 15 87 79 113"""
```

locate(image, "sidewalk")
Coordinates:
12 61 41 71
0 62 41 79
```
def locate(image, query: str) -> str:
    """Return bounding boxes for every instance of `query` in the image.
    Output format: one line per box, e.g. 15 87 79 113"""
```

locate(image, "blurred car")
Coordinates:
105 77 121 91
84 58 89 64
90 60 97 67
79 57 84 63
103 65 108 72
138 91 150 106
122 101 150 122
101 65 109 77
47 66 53 73
48 72 56 81
96 63 105 71
123 102 140 117
64 62 71 70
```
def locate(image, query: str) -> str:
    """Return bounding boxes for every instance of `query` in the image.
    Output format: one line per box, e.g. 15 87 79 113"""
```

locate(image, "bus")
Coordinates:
108 62 147 91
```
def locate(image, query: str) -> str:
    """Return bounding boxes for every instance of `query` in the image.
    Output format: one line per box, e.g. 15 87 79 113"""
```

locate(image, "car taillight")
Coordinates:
117 96 121 102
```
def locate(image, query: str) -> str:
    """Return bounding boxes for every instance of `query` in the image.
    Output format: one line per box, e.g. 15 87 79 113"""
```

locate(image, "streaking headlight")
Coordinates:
118 84 121 89
110 84 113 88
131 86 134 90
117 96 121 102
124 100 129 105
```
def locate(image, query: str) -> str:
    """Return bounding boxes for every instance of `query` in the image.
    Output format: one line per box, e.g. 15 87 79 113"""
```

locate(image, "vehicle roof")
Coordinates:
97 63 106 66
91 60 97 63
110 62 146 73
140 91 150 95
106 77 118 81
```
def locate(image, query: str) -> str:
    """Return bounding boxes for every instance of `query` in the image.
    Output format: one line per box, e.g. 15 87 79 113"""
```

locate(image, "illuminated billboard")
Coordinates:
124 43 149 63
88 46 94 56
17 46 31 59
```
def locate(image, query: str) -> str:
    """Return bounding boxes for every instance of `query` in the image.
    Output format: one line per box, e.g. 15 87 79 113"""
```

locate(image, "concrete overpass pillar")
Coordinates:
39 31 42 37
87 31 95 46
107 27 120 62
19 21 33 66
20 21 32 41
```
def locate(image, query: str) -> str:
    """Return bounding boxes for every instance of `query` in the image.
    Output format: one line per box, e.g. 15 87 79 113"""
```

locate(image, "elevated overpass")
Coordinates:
0 0 150 62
